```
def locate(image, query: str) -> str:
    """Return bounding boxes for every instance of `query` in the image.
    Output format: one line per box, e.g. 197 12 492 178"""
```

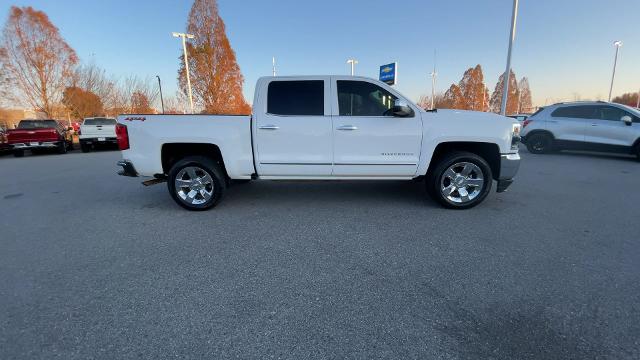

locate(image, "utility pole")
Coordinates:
347 59 358 76
430 50 437 110
156 75 165 114
500 0 519 115
272 56 276 76
608 41 623 102
172 32 195 113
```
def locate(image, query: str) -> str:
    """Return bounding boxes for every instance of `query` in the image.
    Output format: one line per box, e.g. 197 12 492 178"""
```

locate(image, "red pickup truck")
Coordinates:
6 120 74 157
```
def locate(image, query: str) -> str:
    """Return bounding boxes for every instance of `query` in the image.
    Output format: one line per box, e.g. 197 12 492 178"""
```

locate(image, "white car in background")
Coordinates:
79 117 118 152
521 101 640 159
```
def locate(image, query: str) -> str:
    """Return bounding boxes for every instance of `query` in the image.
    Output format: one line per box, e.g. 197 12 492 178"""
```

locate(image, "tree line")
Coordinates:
418 65 533 114
0 0 250 126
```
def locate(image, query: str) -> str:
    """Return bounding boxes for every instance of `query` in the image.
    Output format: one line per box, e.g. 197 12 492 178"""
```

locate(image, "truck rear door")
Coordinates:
253 77 333 176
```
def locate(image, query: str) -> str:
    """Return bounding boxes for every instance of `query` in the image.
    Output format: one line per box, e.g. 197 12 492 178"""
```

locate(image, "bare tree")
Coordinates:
0 6 78 117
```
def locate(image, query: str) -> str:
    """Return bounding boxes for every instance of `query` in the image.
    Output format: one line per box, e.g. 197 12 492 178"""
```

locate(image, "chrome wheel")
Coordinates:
440 162 484 204
174 166 214 205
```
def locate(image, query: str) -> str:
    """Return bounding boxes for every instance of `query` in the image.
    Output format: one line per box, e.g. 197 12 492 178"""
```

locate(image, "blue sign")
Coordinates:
379 62 397 85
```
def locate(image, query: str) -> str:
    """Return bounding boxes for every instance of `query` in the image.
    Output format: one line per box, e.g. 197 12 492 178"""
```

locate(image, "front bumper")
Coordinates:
117 160 138 177
497 153 521 193
11 141 61 149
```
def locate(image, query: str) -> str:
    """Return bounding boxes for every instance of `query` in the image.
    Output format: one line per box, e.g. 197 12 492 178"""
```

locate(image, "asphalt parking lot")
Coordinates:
1 147 639 359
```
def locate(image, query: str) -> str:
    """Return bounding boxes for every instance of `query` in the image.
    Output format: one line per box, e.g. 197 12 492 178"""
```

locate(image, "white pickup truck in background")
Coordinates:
116 76 521 210
79 117 118 152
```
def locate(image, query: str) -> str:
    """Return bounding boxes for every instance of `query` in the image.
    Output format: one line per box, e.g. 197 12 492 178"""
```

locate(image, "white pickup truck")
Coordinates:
116 76 521 210
79 117 118 152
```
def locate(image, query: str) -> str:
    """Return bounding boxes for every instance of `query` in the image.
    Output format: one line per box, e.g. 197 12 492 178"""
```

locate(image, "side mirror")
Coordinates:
621 115 633 126
392 99 413 117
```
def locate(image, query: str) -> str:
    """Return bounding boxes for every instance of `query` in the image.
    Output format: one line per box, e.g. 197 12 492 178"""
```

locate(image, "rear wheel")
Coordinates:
57 141 67 154
13 150 24 157
526 133 554 154
167 156 226 211
80 142 91 153
67 140 74 151
426 151 493 209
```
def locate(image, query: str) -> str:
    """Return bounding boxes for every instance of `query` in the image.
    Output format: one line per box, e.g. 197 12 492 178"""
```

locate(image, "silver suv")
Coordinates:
521 101 640 159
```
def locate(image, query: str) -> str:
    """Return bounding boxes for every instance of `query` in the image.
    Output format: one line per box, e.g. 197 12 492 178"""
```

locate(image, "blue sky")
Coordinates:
2 0 639 107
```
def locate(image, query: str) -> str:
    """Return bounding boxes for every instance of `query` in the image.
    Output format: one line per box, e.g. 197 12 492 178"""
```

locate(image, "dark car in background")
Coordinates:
6 119 74 157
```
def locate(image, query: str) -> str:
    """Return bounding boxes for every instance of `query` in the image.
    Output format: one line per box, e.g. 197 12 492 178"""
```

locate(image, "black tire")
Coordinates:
525 133 553 154
67 140 74 151
167 156 226 211
57 141 67 154
635 145 640 162
13 150 24 157
80 142 90 153
426 151 493 209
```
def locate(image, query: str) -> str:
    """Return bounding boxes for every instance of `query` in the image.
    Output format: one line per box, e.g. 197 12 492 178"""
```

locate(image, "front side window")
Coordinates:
267 80 324 116
337 80 398 116
595 106 630 121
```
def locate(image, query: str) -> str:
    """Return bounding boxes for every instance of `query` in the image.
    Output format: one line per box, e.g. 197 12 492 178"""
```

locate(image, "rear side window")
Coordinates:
84 118 116 125
267 81 324 116
551 106 596 119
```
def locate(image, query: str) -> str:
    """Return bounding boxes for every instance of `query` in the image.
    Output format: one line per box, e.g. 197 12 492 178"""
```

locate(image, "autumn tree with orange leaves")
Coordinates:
0 6 78 117
490 70 519 114
179 0 251 114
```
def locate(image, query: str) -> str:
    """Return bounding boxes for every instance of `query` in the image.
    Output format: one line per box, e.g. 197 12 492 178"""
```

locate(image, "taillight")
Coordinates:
115 123 129 150
523 119 532 128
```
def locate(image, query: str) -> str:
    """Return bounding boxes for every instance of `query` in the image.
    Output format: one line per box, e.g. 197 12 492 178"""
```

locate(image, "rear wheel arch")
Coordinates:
426 141 501 180
161 143 229 180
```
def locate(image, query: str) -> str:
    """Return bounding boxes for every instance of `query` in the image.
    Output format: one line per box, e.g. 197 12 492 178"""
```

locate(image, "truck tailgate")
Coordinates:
7 129 59 143
80 124 116 138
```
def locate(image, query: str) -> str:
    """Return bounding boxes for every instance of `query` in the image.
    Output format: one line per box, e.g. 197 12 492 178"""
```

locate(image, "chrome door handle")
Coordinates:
259 125 279 130
337 125 358 131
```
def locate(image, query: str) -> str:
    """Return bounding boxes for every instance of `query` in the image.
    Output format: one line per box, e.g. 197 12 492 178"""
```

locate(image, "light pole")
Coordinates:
500 0 519 115
347 59 358 76
430 50 437 110
172 32 195 113
156 75 165 114
608 40 623 102
272 56 276 76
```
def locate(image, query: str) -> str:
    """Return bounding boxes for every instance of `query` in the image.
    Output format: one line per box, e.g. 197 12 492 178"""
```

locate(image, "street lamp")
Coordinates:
347 59 358 76
156 75 165 114
608 40 623 102
172 32 195 113
500 0 519 115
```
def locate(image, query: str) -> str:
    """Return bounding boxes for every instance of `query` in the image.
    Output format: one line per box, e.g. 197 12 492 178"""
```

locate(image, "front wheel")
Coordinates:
57 141 67 154
13 150 24 157
426 152 493 209
167 156 226 211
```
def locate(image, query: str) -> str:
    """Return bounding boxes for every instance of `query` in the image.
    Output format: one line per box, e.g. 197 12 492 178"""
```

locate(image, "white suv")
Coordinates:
521 101 640 159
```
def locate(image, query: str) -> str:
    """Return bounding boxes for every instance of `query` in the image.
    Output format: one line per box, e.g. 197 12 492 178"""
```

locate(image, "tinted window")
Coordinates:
84 118 116 125
595 106 630 121
267 81 324 116
551 106 596 119
337 80 399 116
17 120 58 129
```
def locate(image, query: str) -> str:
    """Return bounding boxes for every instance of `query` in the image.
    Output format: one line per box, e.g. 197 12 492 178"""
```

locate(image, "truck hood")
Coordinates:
426 109 518 126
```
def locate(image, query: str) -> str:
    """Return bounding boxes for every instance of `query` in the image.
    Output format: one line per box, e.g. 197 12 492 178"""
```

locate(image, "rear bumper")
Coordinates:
117 160 138 177
80 137 117 144
11 141 61 149
497 153 520 193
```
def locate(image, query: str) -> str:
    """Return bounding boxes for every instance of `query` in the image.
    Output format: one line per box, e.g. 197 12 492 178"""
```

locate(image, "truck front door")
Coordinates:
254 78 332 176
331 78 422 176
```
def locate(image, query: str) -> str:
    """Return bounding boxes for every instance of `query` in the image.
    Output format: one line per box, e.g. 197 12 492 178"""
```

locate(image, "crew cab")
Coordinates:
79 117 118 152
7 119 74 157
117 76 521 210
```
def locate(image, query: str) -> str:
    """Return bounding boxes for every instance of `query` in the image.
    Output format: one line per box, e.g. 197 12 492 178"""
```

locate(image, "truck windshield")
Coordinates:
17 120 58 129
84 118 116 125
